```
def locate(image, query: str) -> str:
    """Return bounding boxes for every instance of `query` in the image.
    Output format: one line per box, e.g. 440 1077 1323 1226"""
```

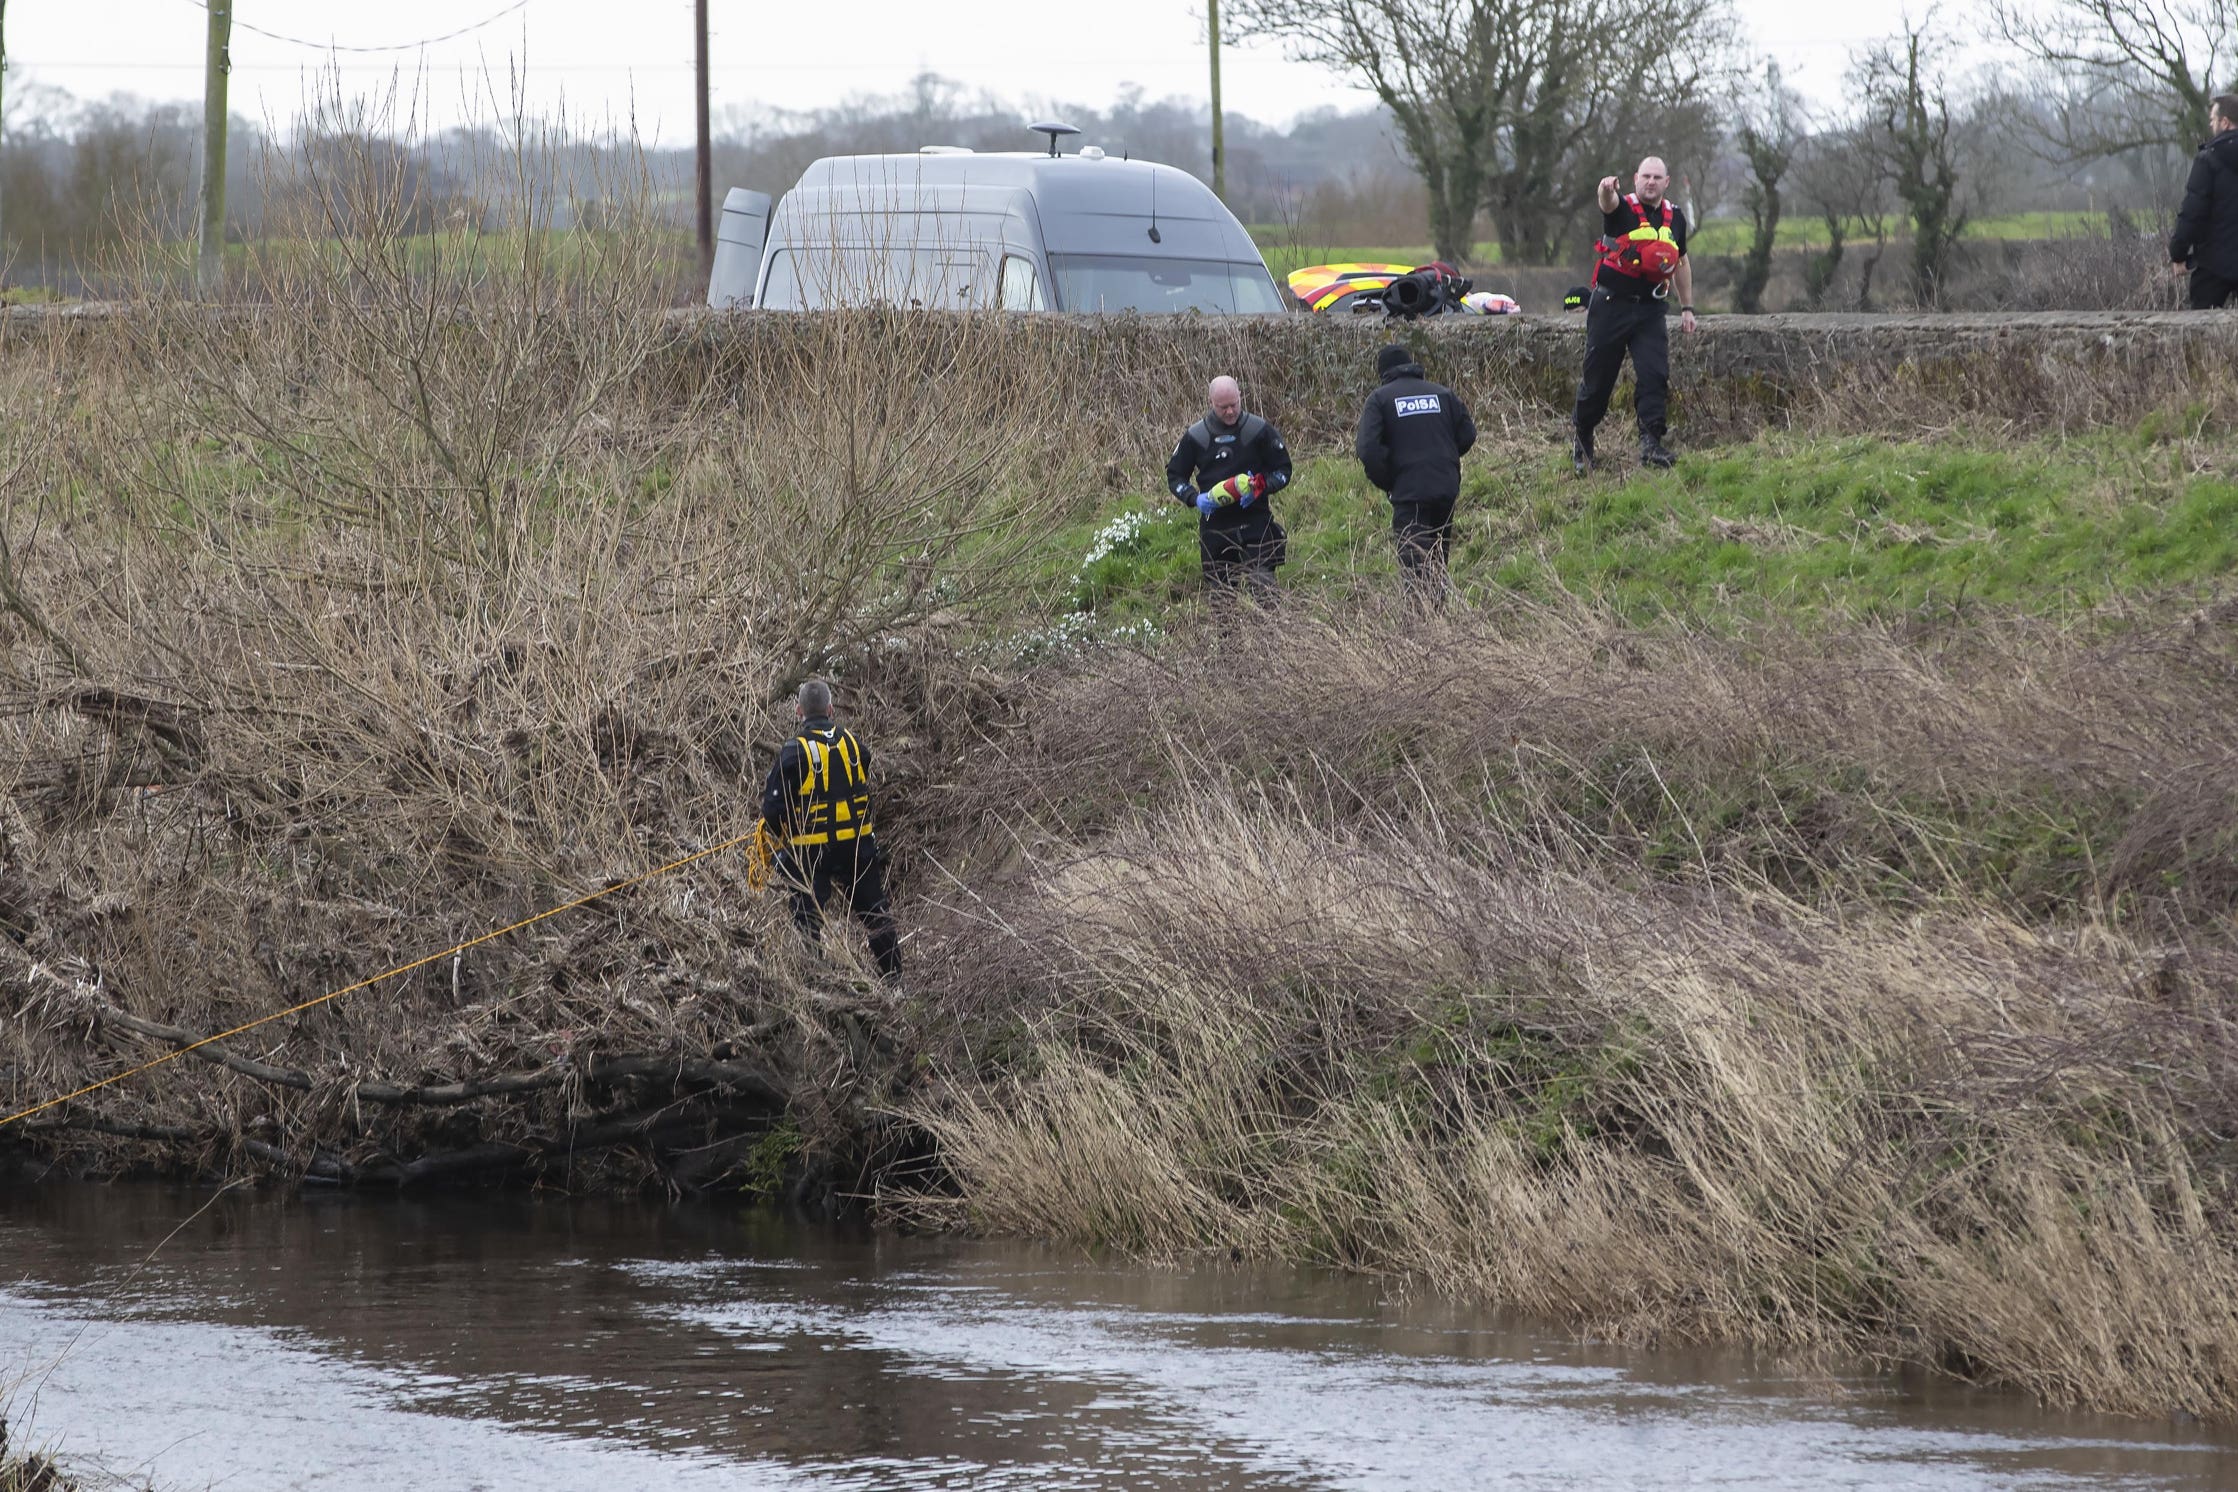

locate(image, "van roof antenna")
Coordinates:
1148 166 1162 244
1030 120 1081 158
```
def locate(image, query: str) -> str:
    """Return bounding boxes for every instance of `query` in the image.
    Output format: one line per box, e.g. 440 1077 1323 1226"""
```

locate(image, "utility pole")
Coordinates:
695 0 713 278
1 0 11 291
1206 0 1225 201
198 0 232 295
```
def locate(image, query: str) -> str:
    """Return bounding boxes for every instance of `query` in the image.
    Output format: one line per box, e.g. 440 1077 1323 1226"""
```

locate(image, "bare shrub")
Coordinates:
1968 214 2186 313
0 109 1062 1192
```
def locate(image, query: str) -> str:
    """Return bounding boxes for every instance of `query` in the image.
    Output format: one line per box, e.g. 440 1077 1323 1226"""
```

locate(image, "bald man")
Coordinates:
1572 157 1697 475
1165 375 1294 600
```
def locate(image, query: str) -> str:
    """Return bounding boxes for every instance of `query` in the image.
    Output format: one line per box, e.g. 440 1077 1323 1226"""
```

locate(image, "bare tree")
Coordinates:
1993 0 2236 158
1856 22 1971 307
1229 0 1740 266
1792 122 1895 310
1734 61 1804 313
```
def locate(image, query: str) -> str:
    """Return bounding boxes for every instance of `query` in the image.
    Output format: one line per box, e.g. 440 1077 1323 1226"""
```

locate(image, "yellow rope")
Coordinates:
0 828 764 1130
744 821 778 893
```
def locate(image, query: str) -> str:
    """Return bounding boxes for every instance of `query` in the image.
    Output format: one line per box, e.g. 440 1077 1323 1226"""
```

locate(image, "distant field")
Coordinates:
1686 210 2113 255
1254 212 2122 277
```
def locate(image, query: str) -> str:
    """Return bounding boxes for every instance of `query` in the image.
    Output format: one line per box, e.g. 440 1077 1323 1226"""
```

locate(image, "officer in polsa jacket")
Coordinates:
1355 343 1477 606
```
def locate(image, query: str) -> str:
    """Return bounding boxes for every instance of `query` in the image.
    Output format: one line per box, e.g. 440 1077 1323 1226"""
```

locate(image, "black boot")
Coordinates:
1570 428 1595 477
1640 435 1676 470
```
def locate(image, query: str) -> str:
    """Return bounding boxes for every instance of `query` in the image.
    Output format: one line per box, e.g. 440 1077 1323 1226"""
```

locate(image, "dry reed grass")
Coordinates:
936 604 2238 921
895 611 2238 1418
0 1414 74 1492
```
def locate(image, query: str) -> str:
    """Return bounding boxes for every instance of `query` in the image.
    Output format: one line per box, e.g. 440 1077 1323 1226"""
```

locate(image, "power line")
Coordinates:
29 57 1186 72
183 0 530 54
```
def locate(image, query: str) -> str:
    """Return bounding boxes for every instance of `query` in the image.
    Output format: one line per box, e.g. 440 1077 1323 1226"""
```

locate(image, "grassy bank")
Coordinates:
1052 433 2238 630
6 190 2238 1422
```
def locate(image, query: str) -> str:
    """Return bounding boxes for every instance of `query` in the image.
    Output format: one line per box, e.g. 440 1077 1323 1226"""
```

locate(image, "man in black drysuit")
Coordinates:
1166 374 1294 601
1571 156 1698 474
760 678 901 986
2171 94 2238 309
1355 343 1476 606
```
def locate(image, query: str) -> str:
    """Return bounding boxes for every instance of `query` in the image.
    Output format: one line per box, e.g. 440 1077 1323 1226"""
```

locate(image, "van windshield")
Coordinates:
1048 256 1285 314
759 246 995 309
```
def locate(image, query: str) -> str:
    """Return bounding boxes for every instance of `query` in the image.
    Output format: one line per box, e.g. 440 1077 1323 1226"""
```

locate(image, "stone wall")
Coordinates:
657 308 2238 454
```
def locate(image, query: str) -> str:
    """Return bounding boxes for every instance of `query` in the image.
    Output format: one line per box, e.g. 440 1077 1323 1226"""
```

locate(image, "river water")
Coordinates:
0 1184 2231 1490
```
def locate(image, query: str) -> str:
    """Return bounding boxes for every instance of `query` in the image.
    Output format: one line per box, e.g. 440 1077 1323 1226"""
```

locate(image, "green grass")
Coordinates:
1050 426 2238 631
1688 210 2110 256
208 226 695 281
1254 212 2114 275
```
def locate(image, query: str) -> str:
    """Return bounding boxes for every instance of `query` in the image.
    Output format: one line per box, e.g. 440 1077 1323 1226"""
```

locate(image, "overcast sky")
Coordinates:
13 0 1978 145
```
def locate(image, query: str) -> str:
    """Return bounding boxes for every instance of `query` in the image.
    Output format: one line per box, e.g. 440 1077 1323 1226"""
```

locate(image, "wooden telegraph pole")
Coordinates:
1207 0 1225 201
1 0 11 287
695 0 713 278
198 0 233 294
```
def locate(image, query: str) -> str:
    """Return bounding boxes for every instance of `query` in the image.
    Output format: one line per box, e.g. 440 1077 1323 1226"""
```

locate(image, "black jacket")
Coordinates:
2171 130 2238 280
1165 412 1294 529
1355 363 1476 505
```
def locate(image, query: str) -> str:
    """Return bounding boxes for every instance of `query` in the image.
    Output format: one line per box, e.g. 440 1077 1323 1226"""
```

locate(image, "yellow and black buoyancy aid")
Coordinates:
786 726 874 849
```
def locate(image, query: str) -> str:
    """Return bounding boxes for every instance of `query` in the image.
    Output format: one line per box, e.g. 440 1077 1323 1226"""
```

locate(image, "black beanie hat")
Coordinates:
1376 343 1413 375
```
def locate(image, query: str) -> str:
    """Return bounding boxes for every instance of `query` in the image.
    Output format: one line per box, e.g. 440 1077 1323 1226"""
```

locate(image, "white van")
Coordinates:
708 126 1284 315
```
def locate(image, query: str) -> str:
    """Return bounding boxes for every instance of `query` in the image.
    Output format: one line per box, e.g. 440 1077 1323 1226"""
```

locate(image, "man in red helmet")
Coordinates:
1571 157 1697 475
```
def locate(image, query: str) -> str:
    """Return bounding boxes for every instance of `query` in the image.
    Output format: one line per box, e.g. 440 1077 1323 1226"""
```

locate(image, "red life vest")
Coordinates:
1592 194 1682 289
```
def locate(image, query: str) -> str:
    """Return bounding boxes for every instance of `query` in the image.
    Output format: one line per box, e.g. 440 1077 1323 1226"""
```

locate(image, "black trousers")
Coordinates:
1573 292 1670 441
1391 496 1455 604
2190 269 2237 309
782 840 900 979
1200 514 1280 600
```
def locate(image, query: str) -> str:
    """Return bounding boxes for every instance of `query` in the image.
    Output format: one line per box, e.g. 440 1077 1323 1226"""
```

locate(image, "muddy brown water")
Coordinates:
1 1184 2233 1490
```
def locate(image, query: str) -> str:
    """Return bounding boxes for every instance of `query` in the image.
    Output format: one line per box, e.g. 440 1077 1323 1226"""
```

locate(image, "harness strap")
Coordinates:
1593 194 1680 288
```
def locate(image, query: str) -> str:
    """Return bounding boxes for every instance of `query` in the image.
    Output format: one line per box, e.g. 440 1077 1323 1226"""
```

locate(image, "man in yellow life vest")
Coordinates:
1571 156 1697 476
758 679 901 985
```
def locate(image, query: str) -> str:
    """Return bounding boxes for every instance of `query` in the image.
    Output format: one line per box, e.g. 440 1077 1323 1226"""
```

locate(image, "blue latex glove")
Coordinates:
1195 492 1219 518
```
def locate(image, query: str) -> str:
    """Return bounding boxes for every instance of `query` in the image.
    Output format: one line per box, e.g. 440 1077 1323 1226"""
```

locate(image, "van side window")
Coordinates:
761 246 990 309
1000 256 1045 312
